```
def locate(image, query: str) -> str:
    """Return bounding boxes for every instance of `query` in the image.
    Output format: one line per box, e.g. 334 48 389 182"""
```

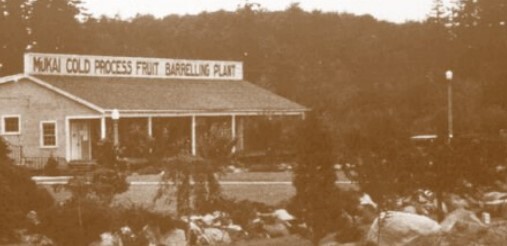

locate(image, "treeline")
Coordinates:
2 0 507 157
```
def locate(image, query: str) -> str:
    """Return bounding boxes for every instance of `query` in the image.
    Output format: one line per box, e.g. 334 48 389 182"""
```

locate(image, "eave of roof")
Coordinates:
27 75 105 113
0 74 25 84
30 75 308 116
0 74 104 113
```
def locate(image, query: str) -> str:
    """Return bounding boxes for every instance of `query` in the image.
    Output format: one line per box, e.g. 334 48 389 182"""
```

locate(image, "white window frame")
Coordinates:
1 115 21 135
40 121 58 148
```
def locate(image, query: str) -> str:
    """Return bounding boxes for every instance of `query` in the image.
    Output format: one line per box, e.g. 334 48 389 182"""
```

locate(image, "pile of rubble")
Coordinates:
89 208 302 246
363 191 507 246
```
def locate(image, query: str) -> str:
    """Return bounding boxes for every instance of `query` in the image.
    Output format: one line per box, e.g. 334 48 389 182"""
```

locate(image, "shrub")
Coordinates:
43 155 60 176
66 167 129 206
292 115 360 243
95 140 117 168
287 188 361 243
39 200 118 246
0 137 53 243
134 164 162 175
39 203 184 246
117 206 185 233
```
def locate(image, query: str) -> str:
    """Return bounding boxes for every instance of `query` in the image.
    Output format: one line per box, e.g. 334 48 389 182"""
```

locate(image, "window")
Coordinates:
2 115 20 135
41 121 57 148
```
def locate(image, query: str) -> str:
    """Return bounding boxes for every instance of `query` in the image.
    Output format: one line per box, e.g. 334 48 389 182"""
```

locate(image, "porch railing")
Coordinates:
22 157 67 170
6 142 23 165
6 142 66 170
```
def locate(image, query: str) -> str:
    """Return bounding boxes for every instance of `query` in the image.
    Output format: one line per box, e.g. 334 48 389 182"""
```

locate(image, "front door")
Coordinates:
70 121 91 161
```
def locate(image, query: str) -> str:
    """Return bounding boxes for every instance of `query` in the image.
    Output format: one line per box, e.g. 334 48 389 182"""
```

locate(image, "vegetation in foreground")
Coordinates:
0 137 53 243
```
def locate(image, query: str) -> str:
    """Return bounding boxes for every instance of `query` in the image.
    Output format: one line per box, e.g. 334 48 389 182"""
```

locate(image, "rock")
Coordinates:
273 209 295 221
445 194 470 211
319 232 338 246
366 211 441 246
89 232 118 246
263 221 291 238
319 233 360 246
483 191 507 202
201 228 232 245
226 224 242 231
415 211 504 246
201 213 217 226
440 208 485 233
483 192 507 216
160 229 187 246
17 230 54 246
359 193 378 209
402 205 417 214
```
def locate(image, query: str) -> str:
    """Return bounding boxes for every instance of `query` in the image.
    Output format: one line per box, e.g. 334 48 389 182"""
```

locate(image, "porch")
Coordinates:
65 112 303 166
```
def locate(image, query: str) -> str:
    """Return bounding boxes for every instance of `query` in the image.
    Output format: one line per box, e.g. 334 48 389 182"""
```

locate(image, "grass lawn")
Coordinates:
220 171 292 182
127 170 352 182
101 181 296 214
43 171 356 213
125 171 295 182
221 183 295 204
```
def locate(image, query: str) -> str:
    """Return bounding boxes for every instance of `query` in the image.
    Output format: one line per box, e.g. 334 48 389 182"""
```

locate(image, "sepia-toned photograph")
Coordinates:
1 0 506 245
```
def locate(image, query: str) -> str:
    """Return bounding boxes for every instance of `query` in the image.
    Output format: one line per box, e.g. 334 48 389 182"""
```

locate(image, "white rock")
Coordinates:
366 211 441 246
273 209 295 221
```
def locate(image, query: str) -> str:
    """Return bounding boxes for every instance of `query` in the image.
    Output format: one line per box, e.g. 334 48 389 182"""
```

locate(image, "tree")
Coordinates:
292 114 353 245
451 0 507 107
0 0 29 75
55 137 129 235
155 122 234 216
193 122 235 213
428 0 447 24
340 111 417 209
61 166 128 238
29 0 84 52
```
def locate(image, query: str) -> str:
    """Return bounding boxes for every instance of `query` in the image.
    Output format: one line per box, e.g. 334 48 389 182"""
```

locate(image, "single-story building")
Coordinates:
0 53 307 168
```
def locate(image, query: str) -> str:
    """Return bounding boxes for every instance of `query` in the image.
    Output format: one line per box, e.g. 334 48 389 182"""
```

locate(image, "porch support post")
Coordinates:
65 118 70 162
111 109 120 146
100 116 106 139
191 115 197 156
147 116 153 137
238 117 244 151
113 120 119 146
231 115 236 153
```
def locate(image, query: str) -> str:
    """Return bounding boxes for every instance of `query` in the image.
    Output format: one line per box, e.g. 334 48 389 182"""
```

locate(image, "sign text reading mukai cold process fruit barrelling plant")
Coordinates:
24 53 243 80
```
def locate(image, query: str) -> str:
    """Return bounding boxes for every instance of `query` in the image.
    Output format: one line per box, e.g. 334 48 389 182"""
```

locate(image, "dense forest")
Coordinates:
1 0 507 158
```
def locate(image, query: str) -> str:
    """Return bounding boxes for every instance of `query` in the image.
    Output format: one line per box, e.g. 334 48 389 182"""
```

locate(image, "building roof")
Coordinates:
33 75 307 115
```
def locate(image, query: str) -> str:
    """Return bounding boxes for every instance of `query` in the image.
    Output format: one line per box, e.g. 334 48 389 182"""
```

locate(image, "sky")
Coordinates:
82 0 435 24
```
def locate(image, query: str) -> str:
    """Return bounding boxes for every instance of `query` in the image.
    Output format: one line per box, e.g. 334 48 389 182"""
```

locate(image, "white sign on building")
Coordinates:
24 53 243 80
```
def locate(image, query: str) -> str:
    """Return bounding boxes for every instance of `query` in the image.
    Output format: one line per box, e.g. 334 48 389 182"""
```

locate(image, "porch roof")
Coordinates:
34 75 308 115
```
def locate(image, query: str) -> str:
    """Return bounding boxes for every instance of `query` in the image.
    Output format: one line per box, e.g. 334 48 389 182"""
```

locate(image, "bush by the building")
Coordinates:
0 137 53 243
43 155 60 176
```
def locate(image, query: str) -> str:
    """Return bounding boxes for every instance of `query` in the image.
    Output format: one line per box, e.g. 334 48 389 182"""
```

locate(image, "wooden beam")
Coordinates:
102 110 307 118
